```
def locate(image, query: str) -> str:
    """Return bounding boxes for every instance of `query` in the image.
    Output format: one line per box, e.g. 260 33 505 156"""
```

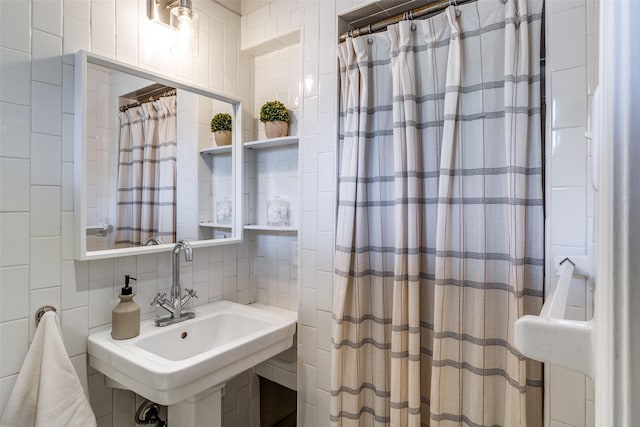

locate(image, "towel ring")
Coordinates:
35 305 57 327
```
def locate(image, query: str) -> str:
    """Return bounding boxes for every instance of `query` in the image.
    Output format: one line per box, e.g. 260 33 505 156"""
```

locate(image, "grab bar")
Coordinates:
86 223 110 236
86 223 109 232
514 255 594 378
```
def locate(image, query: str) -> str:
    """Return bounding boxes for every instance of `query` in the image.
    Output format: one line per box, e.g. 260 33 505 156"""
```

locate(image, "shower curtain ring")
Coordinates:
449 0 461 17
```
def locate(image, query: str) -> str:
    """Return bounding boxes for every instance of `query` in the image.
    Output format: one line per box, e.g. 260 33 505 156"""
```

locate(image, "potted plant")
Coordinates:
260 100 290 138
210 113 232 146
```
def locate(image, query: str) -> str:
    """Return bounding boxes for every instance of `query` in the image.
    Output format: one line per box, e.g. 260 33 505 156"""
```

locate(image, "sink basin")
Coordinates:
88 301 297 405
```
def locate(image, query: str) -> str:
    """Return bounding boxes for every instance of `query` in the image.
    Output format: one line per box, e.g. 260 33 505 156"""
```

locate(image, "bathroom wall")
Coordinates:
545 0 598 426
0 0 257 425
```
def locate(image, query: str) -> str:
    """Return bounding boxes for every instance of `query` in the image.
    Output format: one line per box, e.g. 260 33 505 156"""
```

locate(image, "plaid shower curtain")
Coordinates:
331 0 544 425
115 95 177 247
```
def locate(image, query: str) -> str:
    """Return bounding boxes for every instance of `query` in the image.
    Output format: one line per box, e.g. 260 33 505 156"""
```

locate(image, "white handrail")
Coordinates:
86 223 110 236
86 223 109 231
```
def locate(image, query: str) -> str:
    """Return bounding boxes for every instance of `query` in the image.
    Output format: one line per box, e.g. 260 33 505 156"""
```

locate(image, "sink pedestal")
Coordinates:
88 301 297 427
168 384 224 427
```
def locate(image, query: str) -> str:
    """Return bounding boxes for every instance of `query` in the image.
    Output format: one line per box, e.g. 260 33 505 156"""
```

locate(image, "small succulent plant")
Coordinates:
210 113 232 132
259 100 290 123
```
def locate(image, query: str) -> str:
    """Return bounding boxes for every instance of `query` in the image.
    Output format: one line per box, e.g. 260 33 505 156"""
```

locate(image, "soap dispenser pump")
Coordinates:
112 275 140 340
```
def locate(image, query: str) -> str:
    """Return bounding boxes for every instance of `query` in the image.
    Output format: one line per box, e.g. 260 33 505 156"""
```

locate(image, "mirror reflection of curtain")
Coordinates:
115 95 177 247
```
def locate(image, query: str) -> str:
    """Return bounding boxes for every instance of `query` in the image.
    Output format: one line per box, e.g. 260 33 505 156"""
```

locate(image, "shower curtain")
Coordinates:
331 0 544 425
115 95 177 247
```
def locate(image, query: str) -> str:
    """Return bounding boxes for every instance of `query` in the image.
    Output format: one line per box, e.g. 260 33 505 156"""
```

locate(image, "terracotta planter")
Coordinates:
264 121 289 138
214 130 232 146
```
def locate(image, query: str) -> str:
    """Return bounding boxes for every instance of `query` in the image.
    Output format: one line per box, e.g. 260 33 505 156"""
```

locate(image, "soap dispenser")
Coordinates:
111 275 140 340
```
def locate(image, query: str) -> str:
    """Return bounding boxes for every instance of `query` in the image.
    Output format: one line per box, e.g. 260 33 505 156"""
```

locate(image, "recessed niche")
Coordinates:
260 377 297 427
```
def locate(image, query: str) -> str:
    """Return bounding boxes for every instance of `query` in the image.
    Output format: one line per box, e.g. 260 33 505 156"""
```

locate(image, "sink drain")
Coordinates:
181 332 188 339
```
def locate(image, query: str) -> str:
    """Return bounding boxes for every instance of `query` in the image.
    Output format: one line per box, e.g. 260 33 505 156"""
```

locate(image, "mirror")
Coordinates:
74 51 243 260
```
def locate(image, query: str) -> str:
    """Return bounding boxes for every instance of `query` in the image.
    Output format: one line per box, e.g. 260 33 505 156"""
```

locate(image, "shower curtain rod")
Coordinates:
338 0 478 43
119 88 177 113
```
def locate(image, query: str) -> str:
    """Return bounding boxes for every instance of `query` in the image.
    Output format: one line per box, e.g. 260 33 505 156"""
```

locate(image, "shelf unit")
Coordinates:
200 145 232 155
199 221 232 229
244 136 298 150
244 135 299 233
244 224 297 232
240 32 302 393
198 144 234 241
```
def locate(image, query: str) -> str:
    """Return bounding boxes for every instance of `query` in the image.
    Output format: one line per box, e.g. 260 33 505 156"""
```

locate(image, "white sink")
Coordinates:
88 301 297 405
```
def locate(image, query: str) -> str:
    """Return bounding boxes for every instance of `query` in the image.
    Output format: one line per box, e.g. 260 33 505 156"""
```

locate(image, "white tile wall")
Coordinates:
32 0 63 37
0 102 31 158
0 158 30 211
31 82 62 135
31 134 62 186
0 213 30 267
30 237 61 289
32 30 63 85
30 186 61 237
546 0 597 426
91 3 116 57
252 44 301 140
0 266 29 322
0 48 31 105
0 319 29 376
0 0 31 53
0 0 256 424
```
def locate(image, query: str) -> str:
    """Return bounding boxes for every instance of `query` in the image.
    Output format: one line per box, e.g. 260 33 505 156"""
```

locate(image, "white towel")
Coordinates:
0 311 97 427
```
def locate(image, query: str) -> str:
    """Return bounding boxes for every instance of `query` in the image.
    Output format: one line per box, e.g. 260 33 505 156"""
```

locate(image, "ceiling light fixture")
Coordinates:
147 0 199 56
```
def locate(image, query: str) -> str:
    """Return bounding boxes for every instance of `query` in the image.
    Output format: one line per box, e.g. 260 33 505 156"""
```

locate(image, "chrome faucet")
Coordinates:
151 240 199 326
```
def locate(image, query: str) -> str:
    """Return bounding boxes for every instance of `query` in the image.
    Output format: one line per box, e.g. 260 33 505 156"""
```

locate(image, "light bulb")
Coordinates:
170 3 199 56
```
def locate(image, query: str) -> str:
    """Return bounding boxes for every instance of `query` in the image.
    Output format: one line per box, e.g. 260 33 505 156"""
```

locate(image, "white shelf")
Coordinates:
86 223 109 232
244 224 298 232
244 136 298 150
200 145 232 155
200 222 232 229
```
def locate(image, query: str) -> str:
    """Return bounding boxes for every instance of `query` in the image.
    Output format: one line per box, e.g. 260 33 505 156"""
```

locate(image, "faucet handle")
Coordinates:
151 292 166 306
184 288 199 299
